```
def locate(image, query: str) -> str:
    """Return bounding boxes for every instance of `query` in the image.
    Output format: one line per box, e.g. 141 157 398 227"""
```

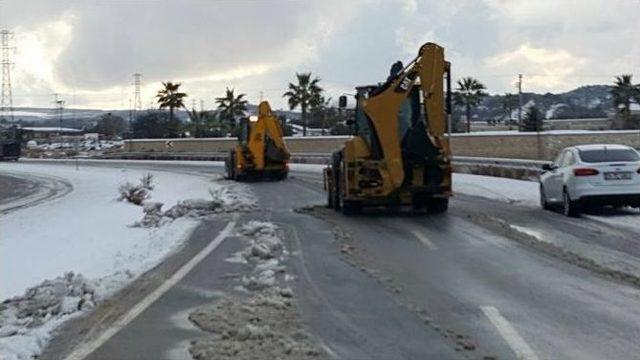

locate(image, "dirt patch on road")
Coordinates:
188 287 327 360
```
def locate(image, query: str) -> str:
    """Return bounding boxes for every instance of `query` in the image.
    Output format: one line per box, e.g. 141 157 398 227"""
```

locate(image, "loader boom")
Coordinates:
361 42 450 191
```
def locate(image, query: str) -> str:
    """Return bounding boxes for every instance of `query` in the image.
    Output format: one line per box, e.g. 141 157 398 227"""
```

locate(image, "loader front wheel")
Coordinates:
327 184 335 208
225 151 235 180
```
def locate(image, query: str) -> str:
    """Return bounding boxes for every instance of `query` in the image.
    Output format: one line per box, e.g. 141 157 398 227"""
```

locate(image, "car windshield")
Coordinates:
578 148 640 163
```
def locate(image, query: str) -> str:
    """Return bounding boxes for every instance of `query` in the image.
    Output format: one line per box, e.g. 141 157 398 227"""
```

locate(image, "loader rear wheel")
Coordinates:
341 200 361 216
428 198 449 214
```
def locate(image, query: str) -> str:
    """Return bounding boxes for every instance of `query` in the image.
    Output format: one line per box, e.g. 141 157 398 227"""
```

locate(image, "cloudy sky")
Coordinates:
0 0 638 110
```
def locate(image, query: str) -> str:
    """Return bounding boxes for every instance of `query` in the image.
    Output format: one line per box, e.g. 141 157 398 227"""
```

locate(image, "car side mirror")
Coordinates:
542 163 555 171
338 95 347 108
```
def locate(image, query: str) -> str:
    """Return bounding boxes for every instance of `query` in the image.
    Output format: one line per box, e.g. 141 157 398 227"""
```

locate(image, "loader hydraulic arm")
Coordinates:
360 42 451 190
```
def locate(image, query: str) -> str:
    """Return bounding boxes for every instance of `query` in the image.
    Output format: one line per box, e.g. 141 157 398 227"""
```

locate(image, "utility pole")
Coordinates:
1 30 15 122
52 93 65 137
517 74 523 131
132 73 142 118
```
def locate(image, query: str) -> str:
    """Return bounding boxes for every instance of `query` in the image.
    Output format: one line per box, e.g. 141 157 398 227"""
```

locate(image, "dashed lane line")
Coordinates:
410 229 438 250
481 306 539 360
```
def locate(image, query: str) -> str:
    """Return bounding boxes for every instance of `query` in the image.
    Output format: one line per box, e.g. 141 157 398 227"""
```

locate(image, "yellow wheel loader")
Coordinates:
225 101 290 181
324 42 453 214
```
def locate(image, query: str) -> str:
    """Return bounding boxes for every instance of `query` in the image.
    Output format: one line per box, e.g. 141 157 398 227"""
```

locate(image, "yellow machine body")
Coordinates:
324 42 453 214
226 101 290 180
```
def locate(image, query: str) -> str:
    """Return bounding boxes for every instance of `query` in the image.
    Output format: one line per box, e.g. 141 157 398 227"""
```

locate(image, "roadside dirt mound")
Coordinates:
188 287 326 360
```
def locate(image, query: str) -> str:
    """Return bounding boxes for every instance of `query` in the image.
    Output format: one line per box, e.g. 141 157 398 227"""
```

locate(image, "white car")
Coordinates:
539 144 640 216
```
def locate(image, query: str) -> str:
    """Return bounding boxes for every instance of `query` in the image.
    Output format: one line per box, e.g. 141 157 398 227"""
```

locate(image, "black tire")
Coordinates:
563 189 580 217
341 200 361 216
225 150 235 180
428 198 449 214
540 185 552 210
327 185 334 208
330 152 343 211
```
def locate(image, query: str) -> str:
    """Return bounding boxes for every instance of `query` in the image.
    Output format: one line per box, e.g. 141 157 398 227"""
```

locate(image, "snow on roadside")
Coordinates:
453 173 640 231
0 162 255 360
453 173 540 207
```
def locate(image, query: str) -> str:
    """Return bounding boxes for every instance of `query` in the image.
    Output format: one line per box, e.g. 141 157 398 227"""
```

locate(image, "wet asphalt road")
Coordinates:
21 160 640 360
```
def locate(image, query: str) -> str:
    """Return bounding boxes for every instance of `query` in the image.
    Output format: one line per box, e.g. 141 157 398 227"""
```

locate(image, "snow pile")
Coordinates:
188 288 324 360
0 271 131 360
189 221 325 359
208 185 258 213
133 201 167 228
228 222 289 290
162 185 257 221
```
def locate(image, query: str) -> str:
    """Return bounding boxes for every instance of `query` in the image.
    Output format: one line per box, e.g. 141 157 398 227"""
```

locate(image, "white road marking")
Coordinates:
481 306 539 360
410 230 438 250
64 220 237 360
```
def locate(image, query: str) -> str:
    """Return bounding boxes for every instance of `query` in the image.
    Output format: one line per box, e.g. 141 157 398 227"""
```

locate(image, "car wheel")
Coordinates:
563 189 580 217
540 185 551 210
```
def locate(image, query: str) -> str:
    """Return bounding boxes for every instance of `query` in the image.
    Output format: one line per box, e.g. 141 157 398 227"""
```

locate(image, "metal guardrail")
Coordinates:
453 156 550 168
99 152 547 180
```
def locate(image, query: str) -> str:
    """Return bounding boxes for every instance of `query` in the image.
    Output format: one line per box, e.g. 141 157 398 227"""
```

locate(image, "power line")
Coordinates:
1 29 15 122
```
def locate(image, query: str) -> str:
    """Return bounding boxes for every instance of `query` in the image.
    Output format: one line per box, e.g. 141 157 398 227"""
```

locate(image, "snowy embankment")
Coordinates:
0 162 254 359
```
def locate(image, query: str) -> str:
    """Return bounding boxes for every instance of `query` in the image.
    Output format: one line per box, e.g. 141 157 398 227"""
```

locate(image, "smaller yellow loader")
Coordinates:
225 101 290 181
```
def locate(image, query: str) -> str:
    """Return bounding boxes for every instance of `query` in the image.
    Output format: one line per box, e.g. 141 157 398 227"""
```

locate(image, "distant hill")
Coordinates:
2 84 616 129
467 85 613 122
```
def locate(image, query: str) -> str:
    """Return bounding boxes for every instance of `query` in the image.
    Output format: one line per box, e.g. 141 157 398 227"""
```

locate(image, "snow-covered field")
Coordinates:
0 162 245 359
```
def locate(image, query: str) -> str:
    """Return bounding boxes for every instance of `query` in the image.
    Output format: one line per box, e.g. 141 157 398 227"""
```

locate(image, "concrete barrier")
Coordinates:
450 130 640 160
124 130 640 161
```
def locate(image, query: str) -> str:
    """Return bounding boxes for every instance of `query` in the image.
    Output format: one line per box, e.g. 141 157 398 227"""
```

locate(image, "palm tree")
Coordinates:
611 75 640 126
156 82 187 123
283 73 323 136
453 77 488 133
215 88 248 129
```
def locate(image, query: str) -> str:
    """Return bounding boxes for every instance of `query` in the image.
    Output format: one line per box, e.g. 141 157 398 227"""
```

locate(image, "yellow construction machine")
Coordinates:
225 101 290 180
324 42 453 214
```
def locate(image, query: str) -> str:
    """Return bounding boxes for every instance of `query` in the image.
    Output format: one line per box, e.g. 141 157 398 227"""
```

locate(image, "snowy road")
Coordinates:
0 172 73 215
2 160 640 360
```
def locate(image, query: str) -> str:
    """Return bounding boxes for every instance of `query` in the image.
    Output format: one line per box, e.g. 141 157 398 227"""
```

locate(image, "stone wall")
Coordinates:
450 131 640 160
125 131 640 161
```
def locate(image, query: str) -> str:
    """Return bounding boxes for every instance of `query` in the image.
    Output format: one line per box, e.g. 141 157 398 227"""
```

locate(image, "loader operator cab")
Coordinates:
237 118 250 145
347 84 430 162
